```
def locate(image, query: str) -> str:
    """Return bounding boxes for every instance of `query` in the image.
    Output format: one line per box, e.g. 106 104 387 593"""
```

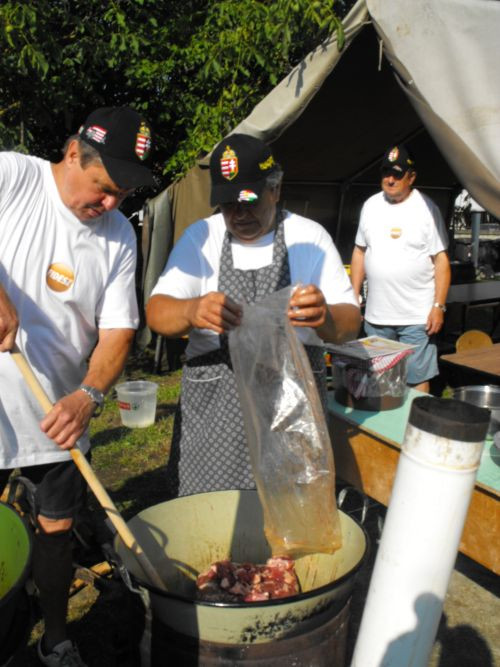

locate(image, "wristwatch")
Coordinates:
79 384 105 416
433 302 447 312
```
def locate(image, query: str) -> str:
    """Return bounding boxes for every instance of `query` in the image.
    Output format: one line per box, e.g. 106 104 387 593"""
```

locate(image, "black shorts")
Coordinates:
0 456 89 520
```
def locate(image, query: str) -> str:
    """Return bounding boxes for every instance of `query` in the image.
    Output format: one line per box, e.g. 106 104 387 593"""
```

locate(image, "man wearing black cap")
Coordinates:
147 133 360 498
350 144 451 392
0 106 155 666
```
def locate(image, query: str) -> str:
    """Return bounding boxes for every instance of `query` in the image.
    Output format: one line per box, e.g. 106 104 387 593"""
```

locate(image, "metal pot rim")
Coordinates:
453 385 500 394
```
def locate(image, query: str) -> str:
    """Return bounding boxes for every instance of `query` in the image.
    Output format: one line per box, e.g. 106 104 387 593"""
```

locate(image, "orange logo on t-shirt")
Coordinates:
46 263 75 292
390 228 402 239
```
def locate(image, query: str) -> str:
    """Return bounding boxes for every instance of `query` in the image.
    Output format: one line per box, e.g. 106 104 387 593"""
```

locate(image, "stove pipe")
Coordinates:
351 396 490 667
470 210 482 268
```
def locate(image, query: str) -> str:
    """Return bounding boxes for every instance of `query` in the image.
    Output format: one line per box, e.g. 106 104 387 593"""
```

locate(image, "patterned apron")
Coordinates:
165 215 328 498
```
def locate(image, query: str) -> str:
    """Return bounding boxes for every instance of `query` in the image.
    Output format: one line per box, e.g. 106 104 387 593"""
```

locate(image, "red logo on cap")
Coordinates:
220 146 238 180
135 122 152 161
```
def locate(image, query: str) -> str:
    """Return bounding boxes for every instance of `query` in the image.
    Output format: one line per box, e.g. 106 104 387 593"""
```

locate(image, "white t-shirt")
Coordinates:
0 152 139 468
152 210 358 358
355 189 448 325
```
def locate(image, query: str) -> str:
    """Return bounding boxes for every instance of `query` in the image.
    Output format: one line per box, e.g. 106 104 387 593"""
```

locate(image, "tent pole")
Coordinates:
335 182 349 250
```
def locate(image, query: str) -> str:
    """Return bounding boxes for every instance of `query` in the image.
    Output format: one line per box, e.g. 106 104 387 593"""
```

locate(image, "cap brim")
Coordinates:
380 163 406 174
210 179 266 207
101 154 155 189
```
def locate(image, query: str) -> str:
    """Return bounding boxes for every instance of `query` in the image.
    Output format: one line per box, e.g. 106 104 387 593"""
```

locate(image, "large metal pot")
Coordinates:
114 489 368 645
452 385 500 438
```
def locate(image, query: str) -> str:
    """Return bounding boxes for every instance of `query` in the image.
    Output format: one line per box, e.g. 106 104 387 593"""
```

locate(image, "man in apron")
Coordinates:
147 134 360 498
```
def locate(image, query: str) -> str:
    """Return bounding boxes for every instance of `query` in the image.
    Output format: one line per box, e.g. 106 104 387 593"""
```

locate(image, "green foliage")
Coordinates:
161 0 346 178
0 0 350 185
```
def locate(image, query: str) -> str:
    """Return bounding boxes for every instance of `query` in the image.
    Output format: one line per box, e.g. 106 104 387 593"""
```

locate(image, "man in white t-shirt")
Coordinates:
147 133 360 499
0 107 155 666
350 144 451 393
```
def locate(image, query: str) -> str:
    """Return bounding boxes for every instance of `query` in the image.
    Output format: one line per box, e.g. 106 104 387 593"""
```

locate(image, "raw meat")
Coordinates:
196 556 300 603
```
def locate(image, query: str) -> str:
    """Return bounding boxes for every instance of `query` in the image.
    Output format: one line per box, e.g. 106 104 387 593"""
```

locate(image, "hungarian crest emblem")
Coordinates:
388 147 399 162
135 122 152 161
220 146 238 180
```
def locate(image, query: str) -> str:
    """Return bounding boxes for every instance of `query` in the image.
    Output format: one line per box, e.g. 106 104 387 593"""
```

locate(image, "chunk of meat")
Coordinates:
196 557 299 603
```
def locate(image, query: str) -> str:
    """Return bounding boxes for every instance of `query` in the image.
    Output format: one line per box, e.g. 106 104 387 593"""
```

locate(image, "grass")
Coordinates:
87 349 181 515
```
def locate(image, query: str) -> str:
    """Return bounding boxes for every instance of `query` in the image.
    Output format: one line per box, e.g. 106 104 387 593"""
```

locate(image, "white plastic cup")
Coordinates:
116 380 158 428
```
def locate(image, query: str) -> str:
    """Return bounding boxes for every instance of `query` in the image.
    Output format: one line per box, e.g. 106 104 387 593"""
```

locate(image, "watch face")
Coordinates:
92 389 104 405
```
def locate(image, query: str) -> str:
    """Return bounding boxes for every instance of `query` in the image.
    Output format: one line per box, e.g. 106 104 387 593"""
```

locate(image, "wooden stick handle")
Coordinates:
10 345 167 592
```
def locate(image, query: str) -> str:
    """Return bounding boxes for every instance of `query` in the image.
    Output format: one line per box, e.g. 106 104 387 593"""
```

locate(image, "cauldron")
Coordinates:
114 489 368 657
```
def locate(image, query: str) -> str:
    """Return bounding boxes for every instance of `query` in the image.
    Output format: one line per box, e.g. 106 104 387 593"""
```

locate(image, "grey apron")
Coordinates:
166 214 328 498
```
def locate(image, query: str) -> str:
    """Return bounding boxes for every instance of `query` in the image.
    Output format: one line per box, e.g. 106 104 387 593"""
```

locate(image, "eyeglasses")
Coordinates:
381 168 407 180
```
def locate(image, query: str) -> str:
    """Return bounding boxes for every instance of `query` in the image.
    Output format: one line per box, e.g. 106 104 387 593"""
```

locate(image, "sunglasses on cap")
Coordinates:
381 167 408 180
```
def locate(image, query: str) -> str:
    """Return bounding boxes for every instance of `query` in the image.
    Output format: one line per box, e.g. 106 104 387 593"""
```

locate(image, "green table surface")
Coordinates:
327 389 499 494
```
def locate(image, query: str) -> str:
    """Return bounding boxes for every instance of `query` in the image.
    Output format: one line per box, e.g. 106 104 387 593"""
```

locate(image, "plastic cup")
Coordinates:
116 380 158 428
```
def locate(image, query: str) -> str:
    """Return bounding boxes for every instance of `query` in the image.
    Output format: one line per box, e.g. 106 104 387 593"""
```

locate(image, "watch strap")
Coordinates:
433 302 447 312
79 384 104 415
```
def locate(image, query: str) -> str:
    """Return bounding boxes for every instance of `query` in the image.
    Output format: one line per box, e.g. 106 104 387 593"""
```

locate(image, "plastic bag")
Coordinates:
328 337 414 407
228 286 342 557
331 355 410 400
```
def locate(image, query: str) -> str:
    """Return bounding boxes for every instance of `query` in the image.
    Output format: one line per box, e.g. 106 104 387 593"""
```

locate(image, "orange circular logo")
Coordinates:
390 228 402 239
46 263 75 292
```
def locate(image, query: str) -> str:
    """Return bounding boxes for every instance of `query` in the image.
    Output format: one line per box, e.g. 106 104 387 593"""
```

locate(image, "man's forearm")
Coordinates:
350 246 366 298
0 282 19 351
146 294 195 338
83 328 135 393
317 303 361 345
433 251 451 305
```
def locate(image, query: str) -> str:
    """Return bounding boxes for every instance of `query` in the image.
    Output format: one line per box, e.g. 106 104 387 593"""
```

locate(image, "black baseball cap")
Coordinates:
380 144 415 175
78 107 154 188
209 134 279 206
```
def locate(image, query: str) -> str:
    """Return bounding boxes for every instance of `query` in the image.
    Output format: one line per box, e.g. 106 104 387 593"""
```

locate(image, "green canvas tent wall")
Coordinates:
138 0 500 345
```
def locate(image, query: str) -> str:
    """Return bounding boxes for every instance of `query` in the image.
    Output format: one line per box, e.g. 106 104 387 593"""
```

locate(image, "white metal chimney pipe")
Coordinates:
351 396 490 667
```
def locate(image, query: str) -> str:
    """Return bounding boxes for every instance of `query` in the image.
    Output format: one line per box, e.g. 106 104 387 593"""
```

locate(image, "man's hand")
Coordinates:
288 284 327 328
426 306 445 335
0 285 19 352
40 390 96 450
188 292 242 334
